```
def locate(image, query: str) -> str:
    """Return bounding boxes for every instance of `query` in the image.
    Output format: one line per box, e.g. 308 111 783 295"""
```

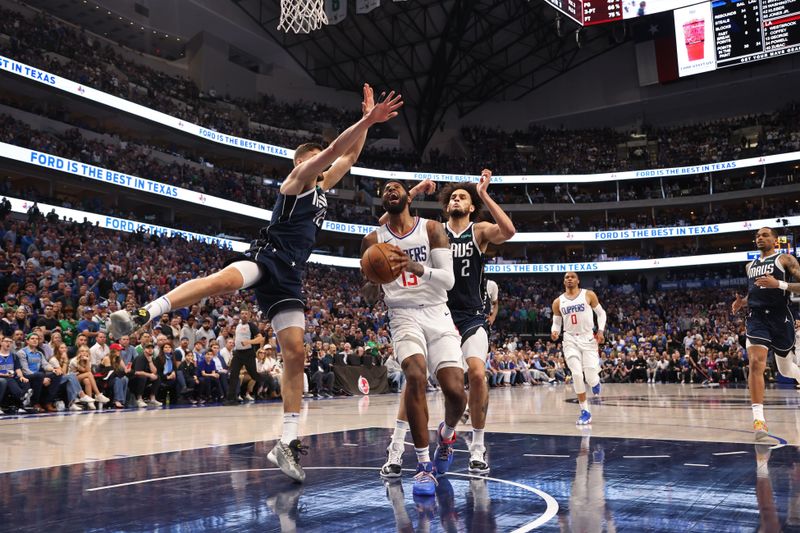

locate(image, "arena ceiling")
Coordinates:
231 0 625 153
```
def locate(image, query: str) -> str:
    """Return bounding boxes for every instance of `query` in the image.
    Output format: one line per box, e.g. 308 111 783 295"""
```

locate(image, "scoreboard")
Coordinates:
675 0 800 76
545 0 706 25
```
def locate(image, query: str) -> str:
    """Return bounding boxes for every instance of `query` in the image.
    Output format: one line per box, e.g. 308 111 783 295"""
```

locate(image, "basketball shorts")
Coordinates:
563 333 600 369
452 308 489 362
225 246 305 320
746 307 796 355
388 303 463 374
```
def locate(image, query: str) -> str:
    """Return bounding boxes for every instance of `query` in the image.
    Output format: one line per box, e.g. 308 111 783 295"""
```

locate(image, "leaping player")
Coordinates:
732 227 800 442
377 170 515 477
551 272 606 425
108 84 403 482
362 180 467 496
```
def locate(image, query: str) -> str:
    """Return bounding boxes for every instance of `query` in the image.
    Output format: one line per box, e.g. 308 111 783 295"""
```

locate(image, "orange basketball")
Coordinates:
361 243 400 284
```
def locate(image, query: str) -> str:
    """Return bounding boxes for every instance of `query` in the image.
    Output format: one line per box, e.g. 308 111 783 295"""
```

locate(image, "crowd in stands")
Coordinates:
1 207 777 415
1 4 800 189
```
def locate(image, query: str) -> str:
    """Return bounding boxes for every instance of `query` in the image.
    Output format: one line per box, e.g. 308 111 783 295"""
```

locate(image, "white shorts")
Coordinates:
388 303 463 374
564 336 599 369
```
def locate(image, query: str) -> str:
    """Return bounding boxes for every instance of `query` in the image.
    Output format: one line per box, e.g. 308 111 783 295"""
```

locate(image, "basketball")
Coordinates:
361 243 400 284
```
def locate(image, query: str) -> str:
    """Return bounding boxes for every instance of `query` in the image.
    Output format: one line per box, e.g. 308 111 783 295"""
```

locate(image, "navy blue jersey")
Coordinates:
747 253 790 309
260 186 327 267
445 222 485 312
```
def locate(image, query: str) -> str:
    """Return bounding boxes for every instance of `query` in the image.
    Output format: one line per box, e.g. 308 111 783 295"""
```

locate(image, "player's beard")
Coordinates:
383 193 408 214
448 207 469 220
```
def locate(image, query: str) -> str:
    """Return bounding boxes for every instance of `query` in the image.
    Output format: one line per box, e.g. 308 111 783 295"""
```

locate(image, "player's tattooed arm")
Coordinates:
360 231 381 306
755 254 800 293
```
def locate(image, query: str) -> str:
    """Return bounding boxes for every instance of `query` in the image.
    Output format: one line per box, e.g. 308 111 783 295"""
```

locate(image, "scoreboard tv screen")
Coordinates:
676 0 800 76
547 0 708 25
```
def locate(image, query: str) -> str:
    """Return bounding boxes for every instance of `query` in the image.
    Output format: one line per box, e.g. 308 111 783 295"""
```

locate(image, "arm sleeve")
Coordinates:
421 247 455 291
551 315 563 335
592 304 607 331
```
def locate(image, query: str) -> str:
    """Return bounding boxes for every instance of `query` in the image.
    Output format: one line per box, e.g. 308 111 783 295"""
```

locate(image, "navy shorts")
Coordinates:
746 307 796 355
451 308 488 346
226 248 305 320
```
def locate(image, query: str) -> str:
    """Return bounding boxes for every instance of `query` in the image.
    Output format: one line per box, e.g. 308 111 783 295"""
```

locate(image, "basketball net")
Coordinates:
278 0 328 34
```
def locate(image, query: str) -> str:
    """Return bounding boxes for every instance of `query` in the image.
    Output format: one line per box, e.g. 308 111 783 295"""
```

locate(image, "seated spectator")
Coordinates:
68 345 110 408
89 331 110 371
309 346 334 398
197 349 222 403
50 341 83 411
256 346 281 399
646 353 658 383
17 332 64 412
155 341 179 405
655 354 670 383
0 336 26 411
102 345 128 408
131 343 162 408
384 350 403 393
178 351 199 404
209 341 229 400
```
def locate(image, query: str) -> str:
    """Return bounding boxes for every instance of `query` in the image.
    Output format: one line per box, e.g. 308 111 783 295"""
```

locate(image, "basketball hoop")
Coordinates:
278 0 328 34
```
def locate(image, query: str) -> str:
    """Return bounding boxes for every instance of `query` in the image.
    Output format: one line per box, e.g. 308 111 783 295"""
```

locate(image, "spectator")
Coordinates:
131 343 162 408
197 349 222 403
89 331 110 370
0 336 26 411
17 332 63 412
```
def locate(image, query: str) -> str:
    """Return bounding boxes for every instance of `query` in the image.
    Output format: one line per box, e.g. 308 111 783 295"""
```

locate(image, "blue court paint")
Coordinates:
1 428 798 531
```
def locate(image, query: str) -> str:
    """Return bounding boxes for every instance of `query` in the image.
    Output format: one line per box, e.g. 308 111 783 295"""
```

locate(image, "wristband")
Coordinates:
778 280 789 291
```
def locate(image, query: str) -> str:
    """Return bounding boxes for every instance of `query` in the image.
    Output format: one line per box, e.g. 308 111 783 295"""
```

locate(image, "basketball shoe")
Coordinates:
577 409 592 425
380 442 404 478
268 439 308 483
433 422 456 475
109 308 150 339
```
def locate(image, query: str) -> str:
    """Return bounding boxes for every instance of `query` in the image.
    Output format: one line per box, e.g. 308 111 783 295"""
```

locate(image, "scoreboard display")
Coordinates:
545 0 706 25
675 0 800 76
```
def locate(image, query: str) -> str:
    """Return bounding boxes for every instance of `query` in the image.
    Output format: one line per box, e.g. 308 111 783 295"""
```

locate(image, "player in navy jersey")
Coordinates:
109 84 404 482
732 227 800 442
377 169 515 477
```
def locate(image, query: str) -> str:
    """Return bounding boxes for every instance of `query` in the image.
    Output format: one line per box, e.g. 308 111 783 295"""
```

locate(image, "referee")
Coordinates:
224 308 264 405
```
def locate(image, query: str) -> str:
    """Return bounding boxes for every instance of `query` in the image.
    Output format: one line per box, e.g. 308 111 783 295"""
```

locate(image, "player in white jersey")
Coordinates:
362 180 466 497
551 271 606 425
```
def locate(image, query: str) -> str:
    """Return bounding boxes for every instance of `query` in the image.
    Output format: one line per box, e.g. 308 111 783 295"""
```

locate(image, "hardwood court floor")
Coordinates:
2 383 800 531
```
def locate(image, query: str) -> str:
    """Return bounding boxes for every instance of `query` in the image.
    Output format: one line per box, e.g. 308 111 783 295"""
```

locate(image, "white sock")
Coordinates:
391 419 409 449
472 428 485 448
281 412 300 445
440 423 456 441
579 400 589 412
415 446 431 464
752 403 765 422
145 296 171 318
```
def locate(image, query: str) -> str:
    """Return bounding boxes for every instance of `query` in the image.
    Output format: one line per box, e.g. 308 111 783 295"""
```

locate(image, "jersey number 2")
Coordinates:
400 272 419 287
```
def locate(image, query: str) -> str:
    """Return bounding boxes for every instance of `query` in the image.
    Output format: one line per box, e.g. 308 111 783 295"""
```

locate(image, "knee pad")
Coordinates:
271 309 305 332
228 260 263 289
566 357 586 395
583 366 600 387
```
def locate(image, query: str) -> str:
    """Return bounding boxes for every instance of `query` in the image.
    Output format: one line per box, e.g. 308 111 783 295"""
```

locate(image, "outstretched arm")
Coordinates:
321 83 375 191
281 90 403 195
474 170 516 249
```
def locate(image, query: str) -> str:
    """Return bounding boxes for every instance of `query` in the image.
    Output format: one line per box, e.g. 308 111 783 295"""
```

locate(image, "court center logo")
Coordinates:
358 375 370 395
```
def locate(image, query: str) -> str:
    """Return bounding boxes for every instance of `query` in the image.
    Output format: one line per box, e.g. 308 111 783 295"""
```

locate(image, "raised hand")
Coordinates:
410 179 436 200
361 83 375 117
477 169 492 197
366 90 403 124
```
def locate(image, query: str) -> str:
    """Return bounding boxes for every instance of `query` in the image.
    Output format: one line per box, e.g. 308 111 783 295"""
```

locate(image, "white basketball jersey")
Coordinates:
559 289 595 337
377 217 447 309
